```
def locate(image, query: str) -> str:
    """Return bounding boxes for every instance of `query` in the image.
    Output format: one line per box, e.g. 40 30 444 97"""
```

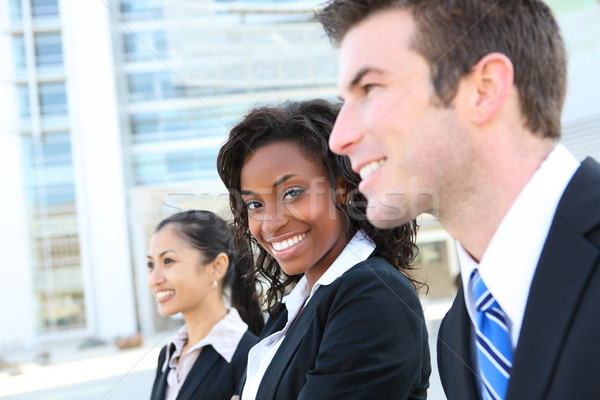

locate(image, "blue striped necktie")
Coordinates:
470 269 513 400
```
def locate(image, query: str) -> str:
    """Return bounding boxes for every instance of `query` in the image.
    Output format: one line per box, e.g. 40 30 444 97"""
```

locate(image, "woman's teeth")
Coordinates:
272 233 307 251
156 290 174 299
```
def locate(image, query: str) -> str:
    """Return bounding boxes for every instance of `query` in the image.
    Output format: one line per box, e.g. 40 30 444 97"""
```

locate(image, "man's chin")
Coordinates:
366 201 412 229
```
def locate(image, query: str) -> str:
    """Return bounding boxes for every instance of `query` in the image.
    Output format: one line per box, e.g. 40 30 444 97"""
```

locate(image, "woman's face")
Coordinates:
147 225 214 317
240 141 347 286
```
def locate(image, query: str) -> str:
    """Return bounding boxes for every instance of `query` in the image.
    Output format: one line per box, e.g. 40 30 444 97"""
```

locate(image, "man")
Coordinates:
317 1 600 399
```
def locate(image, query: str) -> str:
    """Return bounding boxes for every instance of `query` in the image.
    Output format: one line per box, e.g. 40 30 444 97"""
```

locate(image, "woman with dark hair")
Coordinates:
217 99 431 400
147 210 264 400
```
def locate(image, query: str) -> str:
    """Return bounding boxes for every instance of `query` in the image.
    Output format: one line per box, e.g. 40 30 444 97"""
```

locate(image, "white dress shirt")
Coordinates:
458 144 580 350
241 230 375 400
162 308 248 400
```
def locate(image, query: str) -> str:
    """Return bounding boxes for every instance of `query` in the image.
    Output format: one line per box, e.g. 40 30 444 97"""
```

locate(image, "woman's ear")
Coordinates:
209 252 229 281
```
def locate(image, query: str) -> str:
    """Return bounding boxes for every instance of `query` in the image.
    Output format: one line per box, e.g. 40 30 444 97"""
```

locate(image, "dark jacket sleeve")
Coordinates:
297 259 431 400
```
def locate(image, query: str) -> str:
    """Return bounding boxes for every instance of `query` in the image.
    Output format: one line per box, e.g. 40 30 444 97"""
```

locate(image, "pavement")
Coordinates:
0 299 451 399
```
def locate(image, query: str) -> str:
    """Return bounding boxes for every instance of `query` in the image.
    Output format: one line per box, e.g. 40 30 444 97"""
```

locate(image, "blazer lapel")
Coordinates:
438 285 480 398
256 288 325 398
507 158 600 400
151 347 169 400
175 346 221 400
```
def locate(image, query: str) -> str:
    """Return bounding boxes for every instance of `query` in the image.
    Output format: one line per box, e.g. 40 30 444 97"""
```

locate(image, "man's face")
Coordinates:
332 9 471 228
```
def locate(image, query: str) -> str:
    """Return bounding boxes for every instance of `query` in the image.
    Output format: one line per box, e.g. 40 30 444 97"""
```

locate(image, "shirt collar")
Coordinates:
459 144 579 348
162 308 248 371
282 230 375 321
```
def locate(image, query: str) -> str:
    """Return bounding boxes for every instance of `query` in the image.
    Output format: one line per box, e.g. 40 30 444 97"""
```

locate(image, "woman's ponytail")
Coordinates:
228 238 264 335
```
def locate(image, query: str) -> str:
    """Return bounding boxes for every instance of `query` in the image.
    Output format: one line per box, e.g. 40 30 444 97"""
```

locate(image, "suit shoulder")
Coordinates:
339 256 416 292
330 257 422 311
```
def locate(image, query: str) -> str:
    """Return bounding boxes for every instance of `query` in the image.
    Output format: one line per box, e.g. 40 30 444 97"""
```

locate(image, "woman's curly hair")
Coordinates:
217 99 421 314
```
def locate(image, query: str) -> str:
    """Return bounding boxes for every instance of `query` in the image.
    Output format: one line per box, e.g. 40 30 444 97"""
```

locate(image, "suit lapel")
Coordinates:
438 285 480 398
507 158 600 400
151 347 169 400
152 369 169 400
256 288 325 398
175 346 221 400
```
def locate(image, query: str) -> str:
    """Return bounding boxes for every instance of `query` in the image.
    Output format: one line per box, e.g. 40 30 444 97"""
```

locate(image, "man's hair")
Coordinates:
316 0 567 139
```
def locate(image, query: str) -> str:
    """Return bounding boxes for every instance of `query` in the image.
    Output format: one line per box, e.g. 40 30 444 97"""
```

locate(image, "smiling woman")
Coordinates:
217 99 431 400
146 210 264 400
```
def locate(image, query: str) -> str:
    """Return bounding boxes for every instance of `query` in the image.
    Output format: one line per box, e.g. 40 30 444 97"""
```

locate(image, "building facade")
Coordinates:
0 0 598 350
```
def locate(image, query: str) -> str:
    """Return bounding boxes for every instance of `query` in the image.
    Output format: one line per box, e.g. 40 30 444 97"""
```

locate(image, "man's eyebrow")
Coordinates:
240 174 298 196
341 66 383 98
349 66 370 90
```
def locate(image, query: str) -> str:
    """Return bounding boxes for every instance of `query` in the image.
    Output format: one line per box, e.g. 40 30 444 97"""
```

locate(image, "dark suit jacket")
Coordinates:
240 256 431 400
438 157 600 400
150 330 257 400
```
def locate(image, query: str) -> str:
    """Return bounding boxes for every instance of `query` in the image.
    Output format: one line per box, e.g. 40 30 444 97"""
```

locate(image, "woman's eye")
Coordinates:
164 258 174 265
245 199 262 211
283 187 305 201
147 262 154 269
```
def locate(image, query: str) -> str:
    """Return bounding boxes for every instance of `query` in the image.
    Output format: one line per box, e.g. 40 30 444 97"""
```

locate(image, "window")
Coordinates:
17 85 32 119
31 0 59 20
127 70 187 102
120 0 164 20
122 30 167 61
8 0 23 25
21 132 86 334
130 106 244 142
132 148 220 185
13 35 27 74
39 82 68 117
35 33 64 73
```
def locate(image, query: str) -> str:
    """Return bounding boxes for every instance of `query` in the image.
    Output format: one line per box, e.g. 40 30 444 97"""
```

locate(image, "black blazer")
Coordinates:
150 330 258 400
438 157 600 400
240 256 431 400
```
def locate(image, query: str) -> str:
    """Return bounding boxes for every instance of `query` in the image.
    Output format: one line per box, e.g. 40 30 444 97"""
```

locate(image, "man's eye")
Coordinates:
364 83 377 93
283 187 305 200
245 200 262 210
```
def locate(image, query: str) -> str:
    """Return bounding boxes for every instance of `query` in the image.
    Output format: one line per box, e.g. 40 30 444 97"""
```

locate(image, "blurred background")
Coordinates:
0 0 598 398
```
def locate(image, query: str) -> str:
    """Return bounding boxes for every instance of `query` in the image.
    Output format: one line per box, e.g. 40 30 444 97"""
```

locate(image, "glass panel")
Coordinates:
127 72 154 101
130 105 246 142
120 0 164 20
159 71 187 99
31 0 59 19
13 35 27 75
122 30 167 61
8 0 23 26
21 132 85 334
39 82 68 117
22 132 73 167
17 84 31 118
127 70 197 102
133 148 220 185
413 240 456 299
35 33 64 73
35 289 86 333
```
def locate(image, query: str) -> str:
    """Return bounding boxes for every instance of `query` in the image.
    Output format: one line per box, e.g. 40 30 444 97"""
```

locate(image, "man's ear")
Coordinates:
467 52 515 124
